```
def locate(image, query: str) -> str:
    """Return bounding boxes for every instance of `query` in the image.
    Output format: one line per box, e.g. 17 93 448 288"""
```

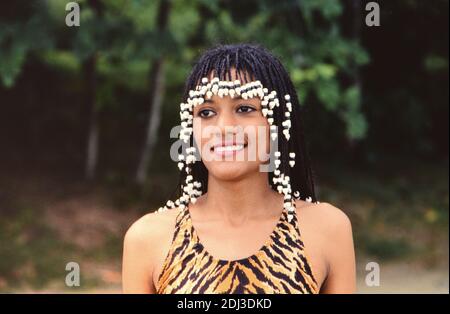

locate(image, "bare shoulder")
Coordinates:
123 208 180 251
122 208 180 293
295 200 352 233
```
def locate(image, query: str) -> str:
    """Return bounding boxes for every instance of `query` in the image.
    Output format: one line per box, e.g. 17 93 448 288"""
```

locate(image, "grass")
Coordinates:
318 160 449 265
0 205 77 291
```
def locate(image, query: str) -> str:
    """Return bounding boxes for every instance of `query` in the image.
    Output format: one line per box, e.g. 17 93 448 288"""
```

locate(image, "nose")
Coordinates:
216 109 238 137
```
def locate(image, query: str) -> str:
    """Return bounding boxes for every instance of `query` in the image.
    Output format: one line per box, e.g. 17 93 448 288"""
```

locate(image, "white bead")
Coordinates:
289 160 295 167
282 120 291 128
289 152 296 158
274 151 281 157
193 181 201 188
285 94 291 101
267 118 274 124
257 88 263 98
274 169 280 176
271 133 277 140
178 162 184 170
274 159 281 168
306 196 312 202
288 215 294 222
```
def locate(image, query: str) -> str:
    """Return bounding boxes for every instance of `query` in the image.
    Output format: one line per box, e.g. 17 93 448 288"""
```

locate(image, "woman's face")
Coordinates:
192 73 271 181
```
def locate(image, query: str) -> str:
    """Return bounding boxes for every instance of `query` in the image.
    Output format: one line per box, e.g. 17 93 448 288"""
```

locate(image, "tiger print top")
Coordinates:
155 204 319 294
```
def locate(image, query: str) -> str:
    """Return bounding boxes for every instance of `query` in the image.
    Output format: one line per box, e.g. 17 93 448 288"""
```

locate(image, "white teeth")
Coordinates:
214 144 244 153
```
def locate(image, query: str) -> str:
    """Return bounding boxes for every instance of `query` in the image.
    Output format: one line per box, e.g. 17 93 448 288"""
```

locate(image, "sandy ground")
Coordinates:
356 262 448 294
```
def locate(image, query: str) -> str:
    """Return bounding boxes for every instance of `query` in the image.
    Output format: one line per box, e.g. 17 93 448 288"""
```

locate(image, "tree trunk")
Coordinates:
136 59 166 184
346 0 363 160
84 54 98 180
135 0 171 184
84 0 103 180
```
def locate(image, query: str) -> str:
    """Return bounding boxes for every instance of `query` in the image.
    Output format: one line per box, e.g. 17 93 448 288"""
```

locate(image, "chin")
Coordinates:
206 162 257 181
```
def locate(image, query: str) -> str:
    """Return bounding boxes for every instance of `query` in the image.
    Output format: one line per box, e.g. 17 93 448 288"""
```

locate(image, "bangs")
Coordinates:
184 44 282 99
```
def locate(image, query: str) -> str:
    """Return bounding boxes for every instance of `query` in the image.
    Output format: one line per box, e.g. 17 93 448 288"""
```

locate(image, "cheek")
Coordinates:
260 124 271 156
192 118 216 158
192 118 202 147
246 119 270 161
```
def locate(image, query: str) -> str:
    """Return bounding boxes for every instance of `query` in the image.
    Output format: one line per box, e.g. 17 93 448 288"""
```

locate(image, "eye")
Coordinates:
237 105 256 113
198 108 216 118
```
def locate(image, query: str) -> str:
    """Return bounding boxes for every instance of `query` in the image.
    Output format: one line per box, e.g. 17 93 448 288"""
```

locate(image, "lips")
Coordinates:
211 141 248 155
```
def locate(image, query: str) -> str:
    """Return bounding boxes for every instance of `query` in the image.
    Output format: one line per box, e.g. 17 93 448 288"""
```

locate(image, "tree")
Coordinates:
135 0 172 185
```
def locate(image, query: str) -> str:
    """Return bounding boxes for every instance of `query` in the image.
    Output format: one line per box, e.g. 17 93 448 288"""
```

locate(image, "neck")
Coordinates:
202 171 279 225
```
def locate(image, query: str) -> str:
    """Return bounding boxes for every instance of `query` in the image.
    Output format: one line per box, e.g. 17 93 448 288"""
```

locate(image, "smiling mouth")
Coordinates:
211 143 248 154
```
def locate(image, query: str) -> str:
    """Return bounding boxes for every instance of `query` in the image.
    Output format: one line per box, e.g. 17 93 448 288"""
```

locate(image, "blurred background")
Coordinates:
0 0 448 293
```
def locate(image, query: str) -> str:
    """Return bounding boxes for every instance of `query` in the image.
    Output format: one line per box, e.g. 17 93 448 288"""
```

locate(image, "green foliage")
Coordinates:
0 16 53 87
1 0 446 157
424 54 448 73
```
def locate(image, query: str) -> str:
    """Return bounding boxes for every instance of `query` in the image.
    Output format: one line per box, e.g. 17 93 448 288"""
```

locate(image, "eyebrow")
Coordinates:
203 96 244 104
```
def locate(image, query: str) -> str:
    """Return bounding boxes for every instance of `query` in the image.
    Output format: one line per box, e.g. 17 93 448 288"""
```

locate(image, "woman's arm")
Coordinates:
319 204 356 294
122 214 156 293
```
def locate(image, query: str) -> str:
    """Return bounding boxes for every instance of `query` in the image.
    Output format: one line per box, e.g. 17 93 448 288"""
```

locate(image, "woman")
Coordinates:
122 43 356 294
